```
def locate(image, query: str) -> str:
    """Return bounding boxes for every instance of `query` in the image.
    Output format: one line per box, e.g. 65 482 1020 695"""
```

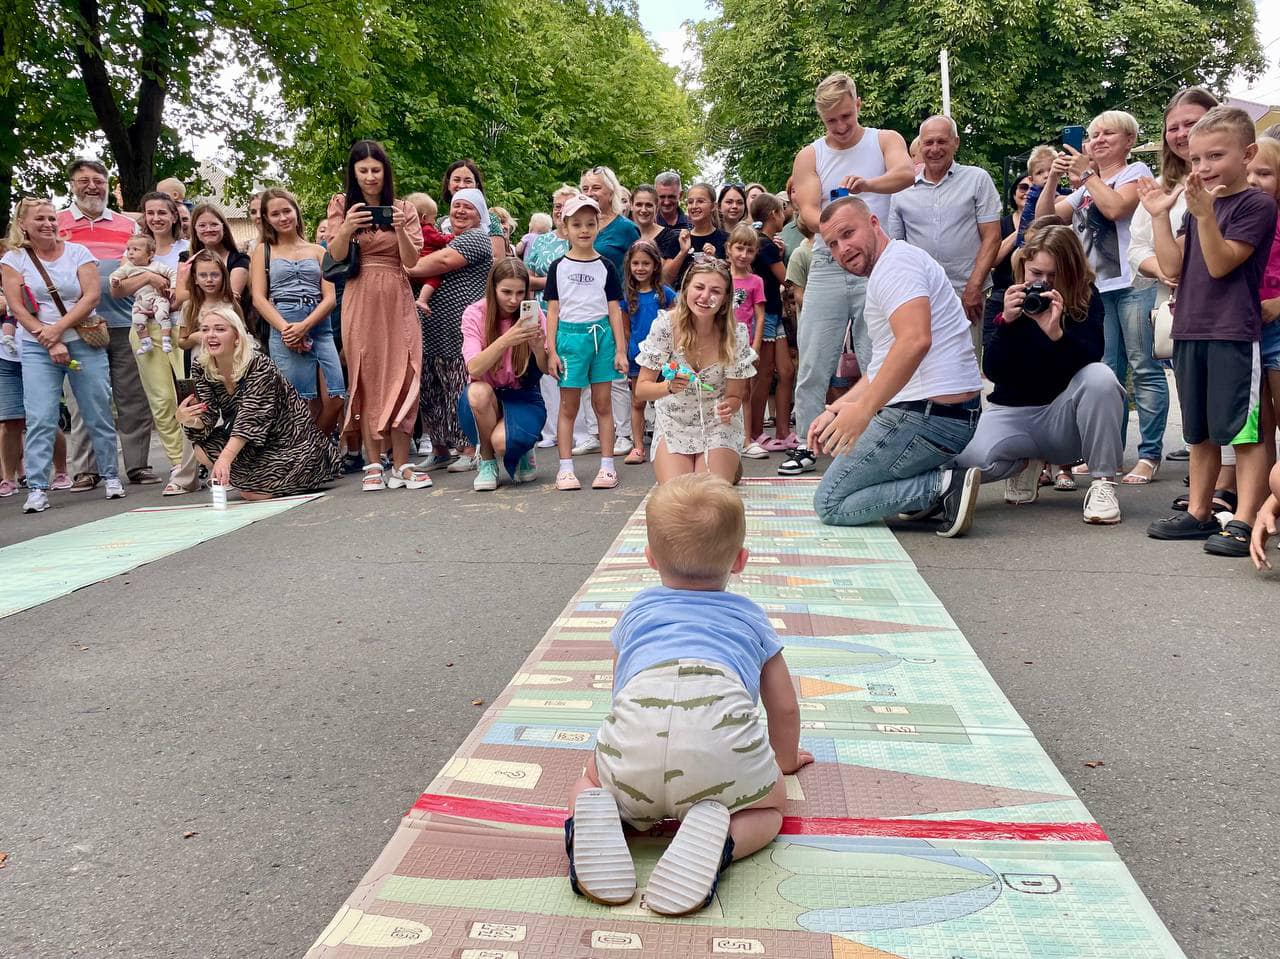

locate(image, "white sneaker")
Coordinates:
742 441 769 460
612 436 632 455
104 478 126 499
23 489 50 513
446 453 478 473
1004 458 1044 505
535 438 557 448
416 438 434 456
572 437 601 455
1082 479 1121 525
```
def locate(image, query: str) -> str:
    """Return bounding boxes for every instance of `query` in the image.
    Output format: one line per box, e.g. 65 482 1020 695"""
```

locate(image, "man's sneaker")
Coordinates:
417 452 456 472
22 489 50 513
777 447 816 475
473 458 499 491
416 437 434 456
572 437 601 455
70 472 99 492
936 467 981 538
104 478 126 500
514 450 537 483
446 453 478 473
1147 512 1219 540
1004 458 1044 505
742 440 769 460
612 436 632 455
1082 479 1121 525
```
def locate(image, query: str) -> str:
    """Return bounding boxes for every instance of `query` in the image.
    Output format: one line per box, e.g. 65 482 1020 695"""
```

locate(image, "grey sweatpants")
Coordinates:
955 363 1124 481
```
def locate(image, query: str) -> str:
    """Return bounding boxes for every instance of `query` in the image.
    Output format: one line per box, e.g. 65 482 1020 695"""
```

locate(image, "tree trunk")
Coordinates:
73 0 171 210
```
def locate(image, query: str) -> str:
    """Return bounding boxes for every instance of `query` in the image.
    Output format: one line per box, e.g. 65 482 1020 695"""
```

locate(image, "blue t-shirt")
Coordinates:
594 215 641 274
611 586 784 702
622 285 677 366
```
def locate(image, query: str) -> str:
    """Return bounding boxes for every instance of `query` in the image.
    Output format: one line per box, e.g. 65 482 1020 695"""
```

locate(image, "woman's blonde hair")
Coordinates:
1015 225 1095 321
482 257 534 377
727 222 759 252
671 260 736 368
6 198 54 248
196 304 256 381
580 165 624 214
1087 110 1139 146
257 188 307 246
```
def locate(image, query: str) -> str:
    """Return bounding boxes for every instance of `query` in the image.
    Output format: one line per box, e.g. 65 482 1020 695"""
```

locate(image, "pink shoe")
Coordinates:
0 478 16 497
761 436 790 452
591 468 619 490
50 472 73 490
556 469 581 491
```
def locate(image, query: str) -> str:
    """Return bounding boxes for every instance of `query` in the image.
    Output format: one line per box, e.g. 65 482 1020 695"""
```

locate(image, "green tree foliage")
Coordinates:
694 0 1266 187
279 0 701 225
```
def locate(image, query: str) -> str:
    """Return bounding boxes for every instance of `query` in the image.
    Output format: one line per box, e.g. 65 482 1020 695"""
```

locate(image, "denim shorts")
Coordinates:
1262 321 1280 372
0 356 22 421
762 312 781 342
556 320 622 389
267 300 347 400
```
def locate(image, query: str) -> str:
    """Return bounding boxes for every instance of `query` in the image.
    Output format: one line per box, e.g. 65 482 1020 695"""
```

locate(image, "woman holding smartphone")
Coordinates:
325 139 431 493
458 258 548 491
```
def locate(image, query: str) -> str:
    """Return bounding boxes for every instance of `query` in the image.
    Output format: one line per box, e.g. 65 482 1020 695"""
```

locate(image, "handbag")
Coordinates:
28 250 109 348
836 318 861 380
321 235 360 282
1151 294 1174 361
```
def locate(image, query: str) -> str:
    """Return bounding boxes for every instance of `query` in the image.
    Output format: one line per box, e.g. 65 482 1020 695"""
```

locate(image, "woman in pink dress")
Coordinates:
326 140 432 492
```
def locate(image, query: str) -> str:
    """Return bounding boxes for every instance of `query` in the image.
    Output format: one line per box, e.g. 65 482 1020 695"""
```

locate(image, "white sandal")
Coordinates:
644 800 732 916
387 463 432 490
361 463 386 492
1121 458 1159 485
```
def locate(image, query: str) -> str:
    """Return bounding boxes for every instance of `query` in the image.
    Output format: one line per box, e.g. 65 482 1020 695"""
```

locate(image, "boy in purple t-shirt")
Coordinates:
1140 106 1278 555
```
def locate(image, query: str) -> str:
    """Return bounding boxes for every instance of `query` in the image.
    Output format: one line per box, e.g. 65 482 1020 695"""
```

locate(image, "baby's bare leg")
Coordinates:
568 751 603 815
727 773 786 859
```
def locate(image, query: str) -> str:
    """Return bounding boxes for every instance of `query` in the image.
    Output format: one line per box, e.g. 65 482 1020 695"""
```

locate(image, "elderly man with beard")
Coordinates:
56 159 161 489
809 197 984 538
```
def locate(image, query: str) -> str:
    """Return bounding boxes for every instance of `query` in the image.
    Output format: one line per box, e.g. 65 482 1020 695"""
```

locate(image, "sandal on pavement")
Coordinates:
1054 470 1077 492
564 789 636 905
361 463 386 492
556 469 581 491
1213 488 1238 514
161 482 190 496
1203 519 1253 557
1121 458 1160 485
624 448 647 465
644 800 734 917
591 468 619 490
387 463 433 489
760 435 791 452
1070 462 1091 476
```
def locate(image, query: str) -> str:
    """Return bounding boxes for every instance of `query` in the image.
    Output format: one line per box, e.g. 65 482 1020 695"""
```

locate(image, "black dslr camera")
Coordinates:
1022 281 1052 315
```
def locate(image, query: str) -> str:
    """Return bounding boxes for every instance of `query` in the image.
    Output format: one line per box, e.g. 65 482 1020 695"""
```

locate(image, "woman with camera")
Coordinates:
458 258 548 491
952 225 1127 525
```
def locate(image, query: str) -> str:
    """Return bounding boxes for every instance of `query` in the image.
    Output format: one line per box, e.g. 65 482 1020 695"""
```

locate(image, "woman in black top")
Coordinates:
659 182 727 291
187 203 251 304
981 175 1031 351
954 225 1127 526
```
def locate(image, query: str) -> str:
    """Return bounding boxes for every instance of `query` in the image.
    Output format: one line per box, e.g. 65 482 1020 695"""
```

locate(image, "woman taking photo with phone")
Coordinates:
325 139 431 493
176 307 341 498
458 257 548 491
951 225 1126 525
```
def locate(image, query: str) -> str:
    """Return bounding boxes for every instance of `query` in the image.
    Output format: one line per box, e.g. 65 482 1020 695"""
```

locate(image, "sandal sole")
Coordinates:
571 789 636 905
644 801 730 917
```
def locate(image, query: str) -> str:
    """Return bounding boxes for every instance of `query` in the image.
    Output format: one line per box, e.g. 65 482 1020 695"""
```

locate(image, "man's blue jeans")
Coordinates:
815 400 980 526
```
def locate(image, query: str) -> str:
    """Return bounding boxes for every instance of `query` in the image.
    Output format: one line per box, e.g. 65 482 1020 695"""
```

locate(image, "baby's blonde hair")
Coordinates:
1027 145 1057 173
405 192 438 221
646 474 745 583
156 177 186 200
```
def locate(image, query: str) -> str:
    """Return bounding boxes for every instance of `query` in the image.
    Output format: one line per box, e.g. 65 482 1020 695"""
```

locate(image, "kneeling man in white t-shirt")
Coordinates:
809 196 984 537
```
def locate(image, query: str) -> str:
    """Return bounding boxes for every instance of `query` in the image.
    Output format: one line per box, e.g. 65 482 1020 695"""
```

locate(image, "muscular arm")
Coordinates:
791 144 823 235
866 129 915 195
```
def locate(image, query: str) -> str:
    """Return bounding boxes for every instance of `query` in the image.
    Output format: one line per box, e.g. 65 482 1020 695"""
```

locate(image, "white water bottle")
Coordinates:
210 482 227 511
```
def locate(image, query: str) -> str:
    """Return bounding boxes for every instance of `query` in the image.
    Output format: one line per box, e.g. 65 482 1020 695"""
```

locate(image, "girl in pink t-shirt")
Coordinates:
727 223 766 456
459 257 549 490
1246 138 1280 456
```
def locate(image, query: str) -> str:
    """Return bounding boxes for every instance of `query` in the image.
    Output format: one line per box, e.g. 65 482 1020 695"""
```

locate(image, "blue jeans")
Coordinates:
267 301 346 400
815 401 980 526
22 339 119 489
795 249 869 437
1101 285 1165 462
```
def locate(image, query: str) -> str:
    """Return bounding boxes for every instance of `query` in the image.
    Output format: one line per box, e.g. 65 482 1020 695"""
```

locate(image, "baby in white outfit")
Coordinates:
110 235 176 354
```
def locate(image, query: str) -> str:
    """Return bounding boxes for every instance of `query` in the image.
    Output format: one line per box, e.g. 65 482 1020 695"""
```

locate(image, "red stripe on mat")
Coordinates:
410 792 1109 842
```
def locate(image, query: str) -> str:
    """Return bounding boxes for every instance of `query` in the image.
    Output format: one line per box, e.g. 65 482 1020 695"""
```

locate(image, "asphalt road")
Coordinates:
1 434 1277 958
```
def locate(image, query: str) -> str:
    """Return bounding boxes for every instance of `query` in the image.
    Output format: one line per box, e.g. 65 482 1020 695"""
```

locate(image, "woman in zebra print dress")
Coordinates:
177 306 342 498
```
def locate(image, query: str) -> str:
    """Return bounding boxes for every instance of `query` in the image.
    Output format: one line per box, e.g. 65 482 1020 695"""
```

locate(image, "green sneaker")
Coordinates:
514 450 537 483
473 458 499 492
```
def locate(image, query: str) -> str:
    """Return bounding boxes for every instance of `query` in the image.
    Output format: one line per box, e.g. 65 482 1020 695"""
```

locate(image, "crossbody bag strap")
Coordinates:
28 250 69 317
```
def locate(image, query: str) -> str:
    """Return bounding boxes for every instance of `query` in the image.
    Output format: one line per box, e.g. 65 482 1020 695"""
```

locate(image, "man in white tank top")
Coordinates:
781 72 914 476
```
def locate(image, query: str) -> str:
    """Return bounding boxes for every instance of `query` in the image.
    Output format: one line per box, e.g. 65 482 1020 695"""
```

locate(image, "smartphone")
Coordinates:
175 378 197 404
367 205 395 228
519 299 539 328
1061 125 1085 153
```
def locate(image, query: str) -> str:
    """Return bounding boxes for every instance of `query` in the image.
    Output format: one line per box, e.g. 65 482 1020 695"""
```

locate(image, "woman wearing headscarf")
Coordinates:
409 188 494 472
